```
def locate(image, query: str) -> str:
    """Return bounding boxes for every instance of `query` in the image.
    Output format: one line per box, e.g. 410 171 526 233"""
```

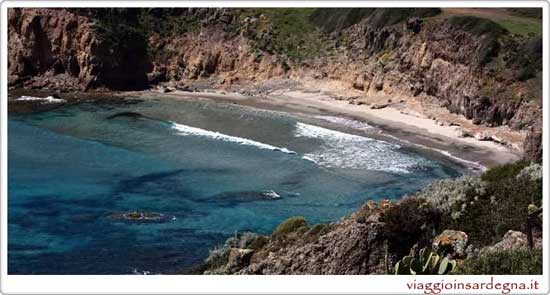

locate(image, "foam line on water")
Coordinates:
170 121 296 154
294 122 431 173
15 96 66 104
314 115 374 131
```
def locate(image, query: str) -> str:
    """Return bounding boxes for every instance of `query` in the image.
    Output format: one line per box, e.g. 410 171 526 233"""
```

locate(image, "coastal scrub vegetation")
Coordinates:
201 161 542 275
309 8 375 33
507 8 542 19
447 15 508 37
73 8 541 74
380 197 442 257
245 8 324 61
388 160 543 275
457 249 543 275
415 161 542 246
272 216 309 238
309 8 442 32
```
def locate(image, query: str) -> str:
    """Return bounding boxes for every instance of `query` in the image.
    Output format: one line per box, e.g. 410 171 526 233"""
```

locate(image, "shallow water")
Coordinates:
8 97 462 274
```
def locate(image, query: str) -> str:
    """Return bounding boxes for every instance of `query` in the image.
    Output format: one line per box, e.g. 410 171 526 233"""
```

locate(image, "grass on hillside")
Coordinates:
239 8 325 61
495 18 541 37
437 8 542 36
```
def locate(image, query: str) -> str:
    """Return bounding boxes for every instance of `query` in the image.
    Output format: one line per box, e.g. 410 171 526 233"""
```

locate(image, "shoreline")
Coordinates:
7 86 523 170
123 88 523 170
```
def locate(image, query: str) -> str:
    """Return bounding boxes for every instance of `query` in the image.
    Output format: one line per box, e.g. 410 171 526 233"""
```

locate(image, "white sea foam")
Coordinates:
16 96 66 104
132 269 152 275
261 190 282 199
314 115 374 131
294 122 429 173
170 122 296 154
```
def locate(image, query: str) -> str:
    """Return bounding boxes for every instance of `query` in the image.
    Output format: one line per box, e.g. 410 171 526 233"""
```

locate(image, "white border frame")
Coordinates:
0 1 548 294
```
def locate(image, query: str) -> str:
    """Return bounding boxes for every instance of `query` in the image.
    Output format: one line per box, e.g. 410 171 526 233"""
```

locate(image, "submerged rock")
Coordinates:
106 111 145 120
108 211 176 224
208 190 283 206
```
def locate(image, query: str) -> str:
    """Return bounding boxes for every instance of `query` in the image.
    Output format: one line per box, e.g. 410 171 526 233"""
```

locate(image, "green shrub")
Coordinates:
457 249 542 275
224 232 258 249
248 236 269 250
489 176 540 237
481 160 530 183
419 176 487 219
367 8 441 29
302 223 331 242
310 8 441 33
447 15 509 65
444 192 496 246
309 8 375 32
474 161 542 243
272 216 309 237
506 8 542 19
380 197 442 257
306 223 329 237
425 161 543 247
204 247 230 270
281 61 290 72
295 225 310 236
448 16 508 37
242 8 324 61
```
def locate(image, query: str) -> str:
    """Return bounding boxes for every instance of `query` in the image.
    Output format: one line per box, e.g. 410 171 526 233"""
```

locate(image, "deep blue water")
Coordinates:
8 97 462 274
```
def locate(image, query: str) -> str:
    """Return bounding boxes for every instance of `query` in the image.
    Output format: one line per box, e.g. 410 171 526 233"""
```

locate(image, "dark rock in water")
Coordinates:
108 211 176 224
106 112 145 120
219 190 281 201
205 190 282 207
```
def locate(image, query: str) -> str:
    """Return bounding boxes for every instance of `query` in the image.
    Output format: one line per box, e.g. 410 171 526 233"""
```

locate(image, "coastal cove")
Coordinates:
4 6 544 281
7 91 475 274
127 89 522 169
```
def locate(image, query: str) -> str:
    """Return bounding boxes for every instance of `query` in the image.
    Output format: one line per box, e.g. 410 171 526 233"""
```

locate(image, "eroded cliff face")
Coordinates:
8 8 148 91
7 8 543 161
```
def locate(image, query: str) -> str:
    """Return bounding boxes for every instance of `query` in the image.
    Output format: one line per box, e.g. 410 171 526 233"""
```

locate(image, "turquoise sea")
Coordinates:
8 96 463 274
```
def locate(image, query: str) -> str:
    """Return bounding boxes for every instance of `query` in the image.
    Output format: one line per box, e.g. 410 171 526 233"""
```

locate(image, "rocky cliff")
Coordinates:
201 162 543 275
8 8 148 91
7 8 543 161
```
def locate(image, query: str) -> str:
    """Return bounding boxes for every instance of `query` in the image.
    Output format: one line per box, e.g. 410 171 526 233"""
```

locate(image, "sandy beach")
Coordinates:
124 88 523 171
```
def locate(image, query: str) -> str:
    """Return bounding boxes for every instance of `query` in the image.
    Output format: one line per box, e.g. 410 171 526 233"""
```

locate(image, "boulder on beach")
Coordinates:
370 103 389 110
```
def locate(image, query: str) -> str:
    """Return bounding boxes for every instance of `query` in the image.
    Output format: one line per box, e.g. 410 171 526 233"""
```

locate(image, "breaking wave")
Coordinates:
16 96 66 104
170 122 296 154
294 122 430 173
